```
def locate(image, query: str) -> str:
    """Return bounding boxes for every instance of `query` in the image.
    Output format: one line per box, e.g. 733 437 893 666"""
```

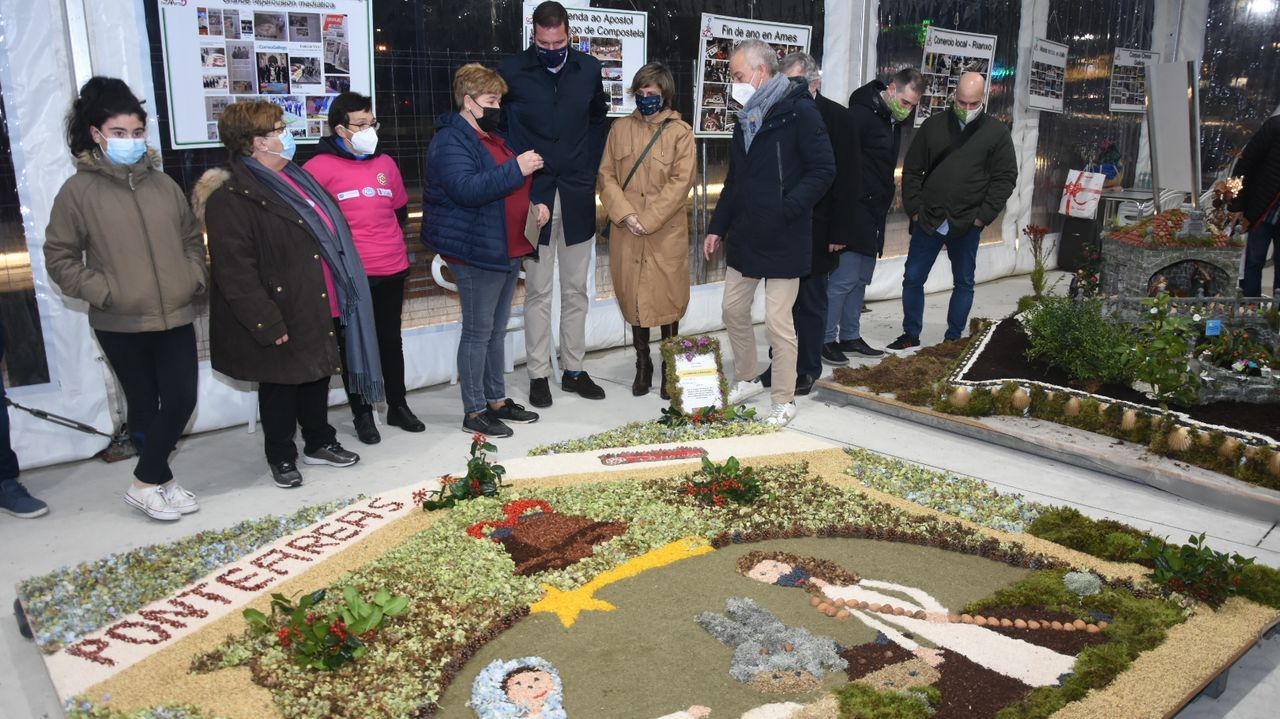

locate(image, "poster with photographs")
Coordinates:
1028 38 1067 113
1109 47 1160 113
916 26 997 128
521 1 647 117
693 13 811 139
156 0 374 149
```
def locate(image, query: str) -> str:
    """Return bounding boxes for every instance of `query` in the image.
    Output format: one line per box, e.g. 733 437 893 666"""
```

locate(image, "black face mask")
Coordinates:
470 103 502 132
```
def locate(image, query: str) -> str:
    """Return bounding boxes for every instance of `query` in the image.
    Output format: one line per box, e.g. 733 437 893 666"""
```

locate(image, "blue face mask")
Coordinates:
536 45 568 69
636 94 663 116
270 130 297 161
104 137 147 165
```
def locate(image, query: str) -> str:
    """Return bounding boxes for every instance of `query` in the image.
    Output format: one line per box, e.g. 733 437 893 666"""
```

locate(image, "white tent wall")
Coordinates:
0 0 1213 468
0 0 115 468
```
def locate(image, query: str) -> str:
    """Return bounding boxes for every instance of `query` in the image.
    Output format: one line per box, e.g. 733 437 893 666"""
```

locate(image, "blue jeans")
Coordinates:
453 259 521 415
1241 220 1277 297
901 223 982 340
825 251 876 343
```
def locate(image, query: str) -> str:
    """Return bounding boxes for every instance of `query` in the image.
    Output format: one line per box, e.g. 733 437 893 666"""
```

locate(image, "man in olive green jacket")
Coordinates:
888 72 1017 350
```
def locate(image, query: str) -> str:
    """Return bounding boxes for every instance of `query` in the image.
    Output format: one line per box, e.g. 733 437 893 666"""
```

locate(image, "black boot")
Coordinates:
631 325 653 396
659 321 680 400
352 410 381 445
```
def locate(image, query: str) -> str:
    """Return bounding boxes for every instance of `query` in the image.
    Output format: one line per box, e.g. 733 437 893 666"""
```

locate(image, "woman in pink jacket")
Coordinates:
303 92 424 444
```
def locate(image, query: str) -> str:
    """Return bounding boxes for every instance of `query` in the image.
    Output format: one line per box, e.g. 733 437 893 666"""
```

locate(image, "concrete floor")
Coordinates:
1 272 1277 718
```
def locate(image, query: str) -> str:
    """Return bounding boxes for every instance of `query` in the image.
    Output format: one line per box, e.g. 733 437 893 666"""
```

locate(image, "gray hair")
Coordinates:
733 39 779 76
779 52 821 84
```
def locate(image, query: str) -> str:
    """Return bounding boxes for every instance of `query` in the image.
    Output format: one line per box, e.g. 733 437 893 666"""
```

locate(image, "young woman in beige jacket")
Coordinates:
44 77 207 521
597 63 696 399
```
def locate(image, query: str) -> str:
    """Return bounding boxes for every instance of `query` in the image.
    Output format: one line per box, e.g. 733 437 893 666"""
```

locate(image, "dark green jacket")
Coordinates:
901 110 1017 236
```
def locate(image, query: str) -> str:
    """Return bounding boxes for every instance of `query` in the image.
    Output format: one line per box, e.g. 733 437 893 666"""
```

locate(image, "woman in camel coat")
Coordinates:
598 62 696 399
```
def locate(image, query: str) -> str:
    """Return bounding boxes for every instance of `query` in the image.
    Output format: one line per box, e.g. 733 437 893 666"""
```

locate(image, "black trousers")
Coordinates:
95 324 198 484
337 271 408 415
258 377 336 464
793 271 828 379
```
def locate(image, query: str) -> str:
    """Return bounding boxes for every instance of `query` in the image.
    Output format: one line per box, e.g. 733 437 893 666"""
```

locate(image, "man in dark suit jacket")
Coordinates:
499 1 610 408
763 52 853 394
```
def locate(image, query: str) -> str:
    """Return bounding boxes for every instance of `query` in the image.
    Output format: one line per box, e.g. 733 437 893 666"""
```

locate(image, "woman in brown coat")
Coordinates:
193 101 380 488
597 62 696 398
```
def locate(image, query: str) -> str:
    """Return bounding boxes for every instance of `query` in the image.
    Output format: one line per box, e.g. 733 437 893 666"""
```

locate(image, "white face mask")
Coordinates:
348 126 378 155
730 69 760 106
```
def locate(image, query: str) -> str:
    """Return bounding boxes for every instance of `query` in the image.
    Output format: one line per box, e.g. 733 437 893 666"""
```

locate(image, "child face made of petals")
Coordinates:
505 669 554 709
746 559 792 584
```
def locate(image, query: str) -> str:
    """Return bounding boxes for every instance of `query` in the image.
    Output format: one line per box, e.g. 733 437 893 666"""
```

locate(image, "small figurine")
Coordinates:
1149 273 1168 297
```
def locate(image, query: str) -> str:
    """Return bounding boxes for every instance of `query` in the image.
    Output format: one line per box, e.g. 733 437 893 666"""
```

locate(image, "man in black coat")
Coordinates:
499 1 610 407
1230 115 1280 297
703 40 835 427
889 72 1017 350
823 69 923 364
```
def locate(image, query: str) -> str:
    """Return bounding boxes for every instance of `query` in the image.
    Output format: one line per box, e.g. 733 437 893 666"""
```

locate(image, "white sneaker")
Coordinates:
764 401 797 427
160 482 199 515
124 484 181 521
727 378 765 405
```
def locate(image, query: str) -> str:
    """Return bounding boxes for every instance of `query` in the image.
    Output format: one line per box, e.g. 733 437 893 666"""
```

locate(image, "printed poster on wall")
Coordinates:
693 13 811 138
521 2 648 117
157 0 374 149
1028 38 1068 113
1109 47 1161 113
916 26 997 128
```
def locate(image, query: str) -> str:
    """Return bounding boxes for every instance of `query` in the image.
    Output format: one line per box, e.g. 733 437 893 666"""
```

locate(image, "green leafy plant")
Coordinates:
677 456 762 507
1022 297 1137 386
417 433 507 510
1132 293 1200 407
1023 224 1052 298
1140 533 1254 609
242 585 409 670
658 403 756 427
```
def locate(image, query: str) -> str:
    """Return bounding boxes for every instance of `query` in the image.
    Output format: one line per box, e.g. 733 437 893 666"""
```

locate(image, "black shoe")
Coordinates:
529 377 552 408
795 374 816 396
821 342 849 366
489 398 539 424
386 404 426 432
839 338 885 358
886 334 921 352
463 411 512 438
562 371 606 400
302 443 360 467
270 461 303 488
862 305 872 313
353 412 381 445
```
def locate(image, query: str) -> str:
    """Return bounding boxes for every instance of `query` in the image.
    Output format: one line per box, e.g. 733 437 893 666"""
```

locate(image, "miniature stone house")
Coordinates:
1100 239 1241 298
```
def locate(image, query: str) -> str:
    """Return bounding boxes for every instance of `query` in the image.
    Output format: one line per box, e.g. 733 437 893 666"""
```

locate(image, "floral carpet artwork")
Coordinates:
23 442 1280 719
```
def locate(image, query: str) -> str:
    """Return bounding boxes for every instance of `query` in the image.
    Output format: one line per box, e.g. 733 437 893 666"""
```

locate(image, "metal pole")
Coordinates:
697 139 710 284
1144 65 1162 212
1187 60 1203 209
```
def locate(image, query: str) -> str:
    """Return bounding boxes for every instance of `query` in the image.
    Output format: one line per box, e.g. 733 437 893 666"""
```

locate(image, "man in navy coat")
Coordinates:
499 1 609 408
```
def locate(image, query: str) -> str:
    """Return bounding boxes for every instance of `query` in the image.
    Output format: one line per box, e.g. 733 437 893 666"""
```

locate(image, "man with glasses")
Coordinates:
889 71 1016 351
499 0 610 408
303 92 425 445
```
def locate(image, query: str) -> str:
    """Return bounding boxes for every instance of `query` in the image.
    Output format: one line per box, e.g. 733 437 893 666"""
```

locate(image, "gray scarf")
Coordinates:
243 157 385 403
740 72 793 151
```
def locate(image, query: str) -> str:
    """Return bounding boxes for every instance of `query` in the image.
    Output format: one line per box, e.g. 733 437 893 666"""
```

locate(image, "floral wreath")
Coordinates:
468 656 567 719
660 335 731 414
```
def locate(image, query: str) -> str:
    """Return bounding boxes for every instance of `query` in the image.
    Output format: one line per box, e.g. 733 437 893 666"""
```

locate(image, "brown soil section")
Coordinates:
832 339 972 405
498 513 628 576
977 606 1107 655
963 318 1280 441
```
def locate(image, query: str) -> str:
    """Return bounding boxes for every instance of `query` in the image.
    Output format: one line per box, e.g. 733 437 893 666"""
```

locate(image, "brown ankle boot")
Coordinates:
631 326 653 396
658 321 680 400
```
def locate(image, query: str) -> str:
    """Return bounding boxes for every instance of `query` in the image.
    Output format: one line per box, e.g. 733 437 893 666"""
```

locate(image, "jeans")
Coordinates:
453 258 521 415
94 325 198 484
1241 220 1277 297
337 270 409 414
793 271 827 379
901 223 982 340
825 251 876 343
258 377 336 464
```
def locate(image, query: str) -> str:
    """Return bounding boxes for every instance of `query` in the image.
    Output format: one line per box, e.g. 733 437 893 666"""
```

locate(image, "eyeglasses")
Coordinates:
265 124 287 137
347 120 380 131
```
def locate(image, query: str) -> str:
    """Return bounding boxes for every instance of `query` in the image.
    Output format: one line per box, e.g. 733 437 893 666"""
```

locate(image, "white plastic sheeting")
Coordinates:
0 0 1150 467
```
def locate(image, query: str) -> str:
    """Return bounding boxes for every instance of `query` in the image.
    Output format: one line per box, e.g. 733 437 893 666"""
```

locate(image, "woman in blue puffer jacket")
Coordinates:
423 63 549 438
